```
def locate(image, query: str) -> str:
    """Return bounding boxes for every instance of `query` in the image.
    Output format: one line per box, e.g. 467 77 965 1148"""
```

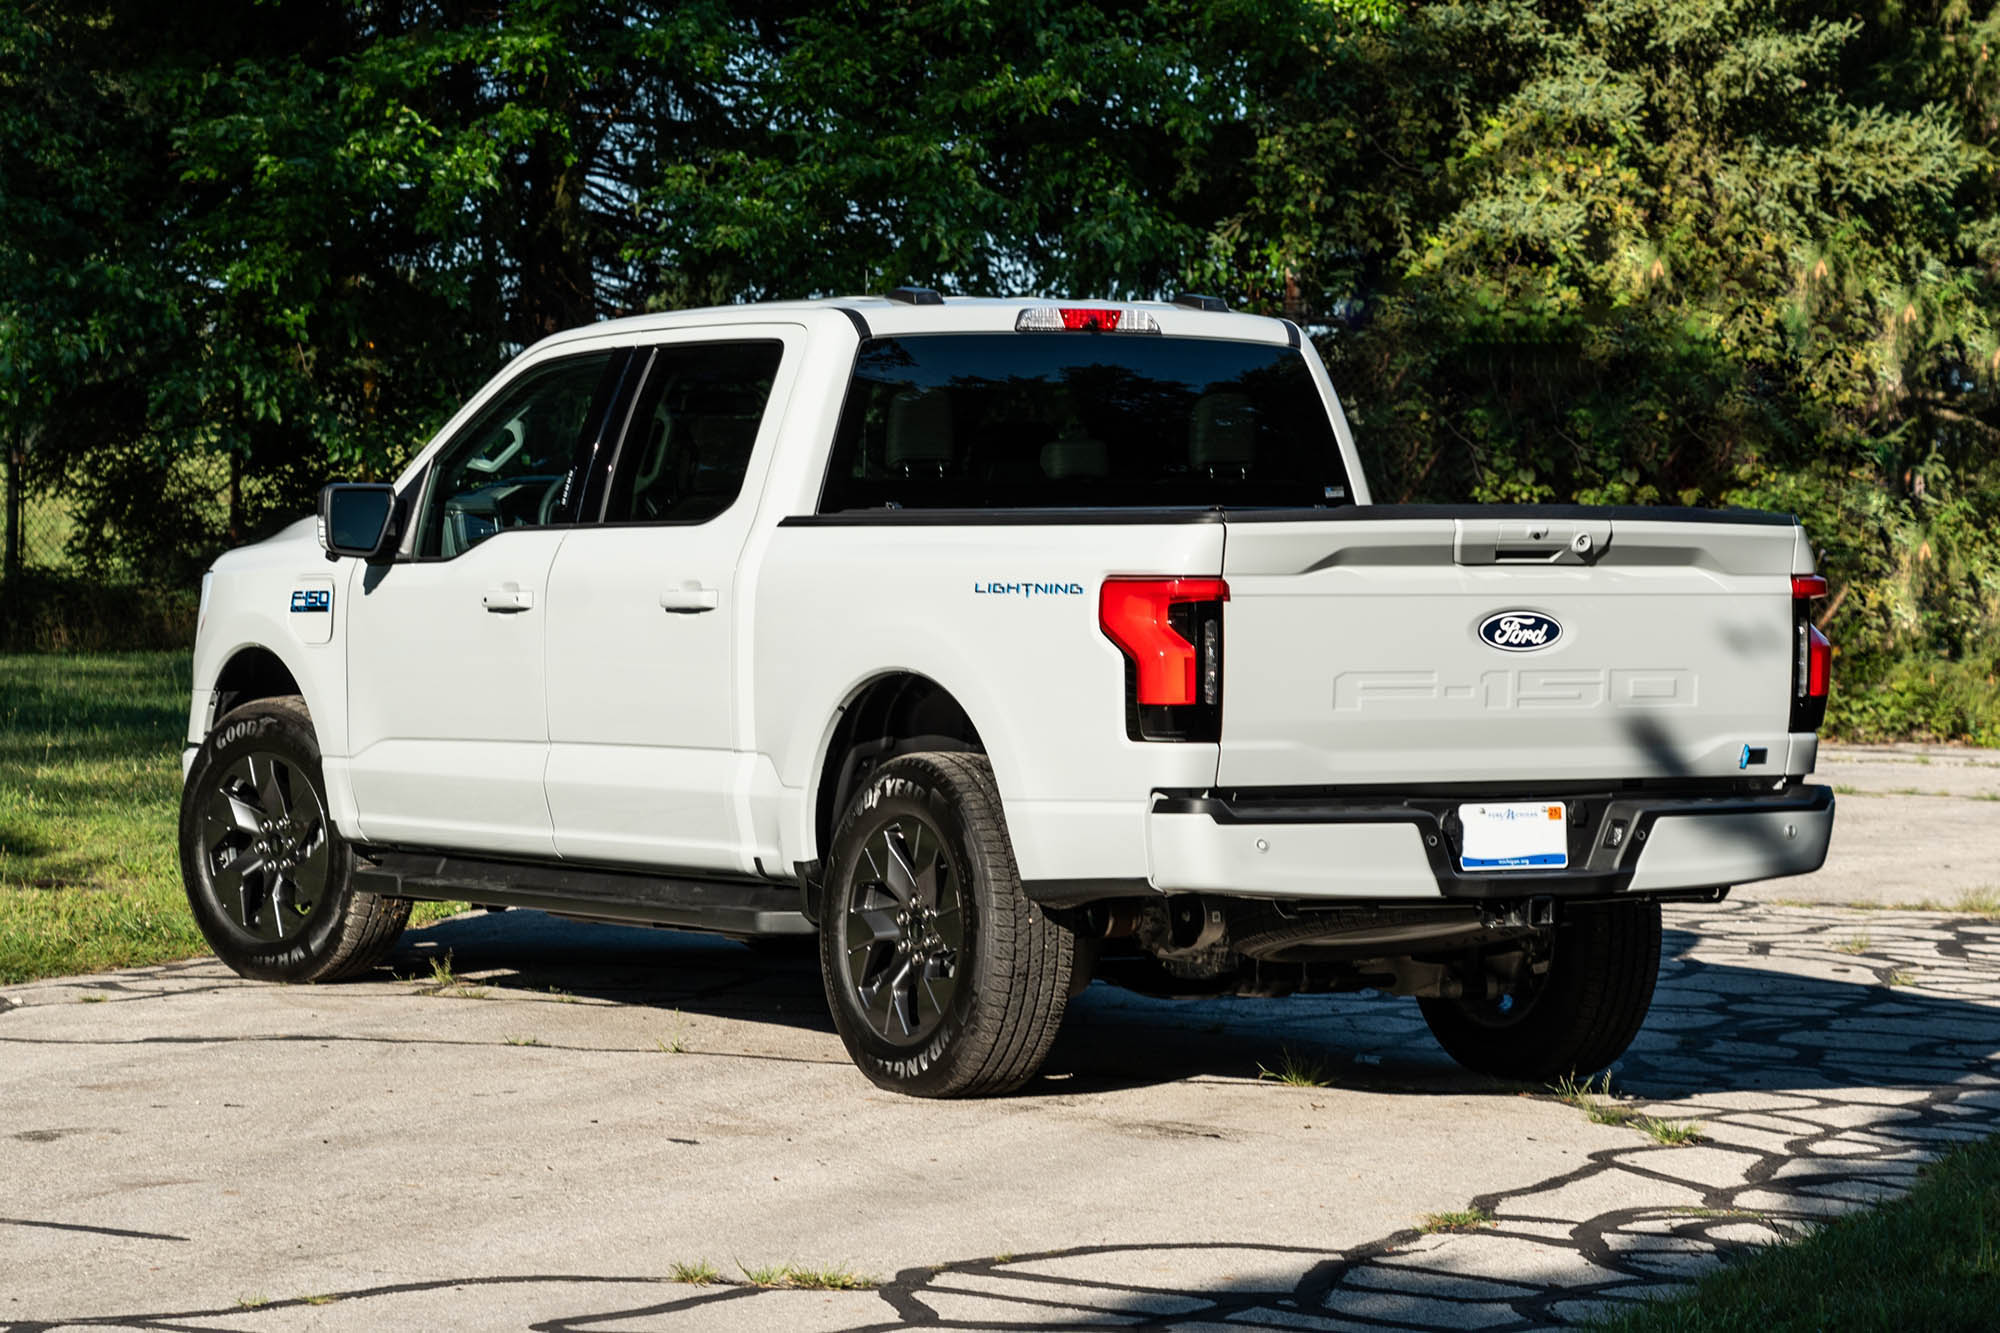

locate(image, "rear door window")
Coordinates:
603 340 785 525
819 334 1351 512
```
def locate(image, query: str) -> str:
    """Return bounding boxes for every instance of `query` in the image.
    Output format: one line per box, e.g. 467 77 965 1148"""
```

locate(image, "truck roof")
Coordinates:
535 295 1300 354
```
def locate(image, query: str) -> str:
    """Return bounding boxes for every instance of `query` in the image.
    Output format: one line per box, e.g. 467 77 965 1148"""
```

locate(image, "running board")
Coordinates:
351 850 814 937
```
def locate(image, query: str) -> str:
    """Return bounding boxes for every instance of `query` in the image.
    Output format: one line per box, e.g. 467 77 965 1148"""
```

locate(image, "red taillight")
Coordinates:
1791 574 1832 729
1805 624 1831 698
1100 577 1229 707
1060 307 1122 331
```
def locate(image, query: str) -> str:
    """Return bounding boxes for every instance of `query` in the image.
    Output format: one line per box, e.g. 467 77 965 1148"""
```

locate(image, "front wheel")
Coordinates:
818 752 1076 1097
1418 899 1662 1081
179 696 410 982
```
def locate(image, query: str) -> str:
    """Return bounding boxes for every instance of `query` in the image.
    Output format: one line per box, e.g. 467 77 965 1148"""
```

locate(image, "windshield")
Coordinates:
819 333 1352 512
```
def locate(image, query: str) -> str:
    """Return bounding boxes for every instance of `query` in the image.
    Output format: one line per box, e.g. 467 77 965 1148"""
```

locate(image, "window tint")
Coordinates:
820 334 1351 512
603 340 784 524
417 352 621 558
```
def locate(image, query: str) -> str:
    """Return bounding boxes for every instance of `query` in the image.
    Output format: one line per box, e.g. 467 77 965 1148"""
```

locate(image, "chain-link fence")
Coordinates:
1 447 195 651
2 444 77 584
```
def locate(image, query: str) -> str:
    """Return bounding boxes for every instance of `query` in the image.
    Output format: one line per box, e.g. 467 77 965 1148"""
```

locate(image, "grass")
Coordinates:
0 652 466 984
1419 1206 1494 1233
737 1262 874 1290
1771 888 2000 920
502 1034 544 1047
0 653 208 982
667 1259 721 1285
413 952 489 999
1256 1047 1333 1088
1835 933 1872 955
1592 1134 2000 1331
1885 968 1916 988
1551 1074 1704 1146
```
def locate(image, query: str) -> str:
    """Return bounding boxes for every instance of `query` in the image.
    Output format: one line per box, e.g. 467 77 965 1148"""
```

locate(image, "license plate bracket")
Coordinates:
1458 801 1568 871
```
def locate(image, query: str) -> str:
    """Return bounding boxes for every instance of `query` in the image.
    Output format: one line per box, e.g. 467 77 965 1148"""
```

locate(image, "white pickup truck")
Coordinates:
180 292 1835 1096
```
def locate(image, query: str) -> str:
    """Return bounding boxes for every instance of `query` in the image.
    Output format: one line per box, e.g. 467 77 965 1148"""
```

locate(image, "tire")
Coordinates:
179 696 410 982
1418 899 1661 1081
818 752 1076 1097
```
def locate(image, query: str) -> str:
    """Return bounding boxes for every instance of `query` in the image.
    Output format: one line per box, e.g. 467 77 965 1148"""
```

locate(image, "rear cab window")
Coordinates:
819 332 1352 512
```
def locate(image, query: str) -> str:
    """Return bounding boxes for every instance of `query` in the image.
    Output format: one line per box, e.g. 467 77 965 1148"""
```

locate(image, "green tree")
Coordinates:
1215 0 2000 679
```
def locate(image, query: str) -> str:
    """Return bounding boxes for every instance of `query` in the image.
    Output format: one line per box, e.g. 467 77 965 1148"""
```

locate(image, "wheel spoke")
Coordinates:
902 824 934 909
243 870 284 941
203 795 248 853
848 905 900 945
290 829 330 909
859 970 901 1039
245 753 285 820
887 958 917 1036
268 758 297 819
919 960 953 1024
209 853 261 927
212 764 264 832
879 830 918 906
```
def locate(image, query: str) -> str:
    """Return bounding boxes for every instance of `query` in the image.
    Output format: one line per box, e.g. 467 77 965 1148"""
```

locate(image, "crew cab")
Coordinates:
179 292 1836 1096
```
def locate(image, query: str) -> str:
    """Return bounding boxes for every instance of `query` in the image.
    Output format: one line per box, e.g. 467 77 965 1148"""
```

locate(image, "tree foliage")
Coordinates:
2 0 1997 730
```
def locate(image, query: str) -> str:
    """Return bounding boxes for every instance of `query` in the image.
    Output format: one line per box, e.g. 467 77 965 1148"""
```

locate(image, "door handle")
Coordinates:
482 583 535 613
658 584 719 614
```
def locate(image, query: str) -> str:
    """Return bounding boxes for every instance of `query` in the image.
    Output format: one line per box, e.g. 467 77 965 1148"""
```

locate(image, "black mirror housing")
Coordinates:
318 483 400 561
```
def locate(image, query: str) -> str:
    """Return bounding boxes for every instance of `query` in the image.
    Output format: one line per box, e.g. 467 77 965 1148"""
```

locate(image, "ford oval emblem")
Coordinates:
1478 610 1562 652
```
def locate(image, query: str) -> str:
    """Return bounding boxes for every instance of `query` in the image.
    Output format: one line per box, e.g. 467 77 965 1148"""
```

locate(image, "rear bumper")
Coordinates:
1144 783 1833 902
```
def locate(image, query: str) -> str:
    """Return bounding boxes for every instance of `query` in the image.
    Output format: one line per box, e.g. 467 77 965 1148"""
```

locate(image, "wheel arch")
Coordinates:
206 644 307 736
808 671 988 878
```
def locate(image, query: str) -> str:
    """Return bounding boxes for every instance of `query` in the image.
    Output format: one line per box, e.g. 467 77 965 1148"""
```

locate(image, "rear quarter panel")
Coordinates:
753 520 1226 879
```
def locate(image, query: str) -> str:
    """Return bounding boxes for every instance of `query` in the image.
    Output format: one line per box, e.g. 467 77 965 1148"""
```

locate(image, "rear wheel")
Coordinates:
1418 899 1661 1081
819 752 1075 1097
179 696 410 982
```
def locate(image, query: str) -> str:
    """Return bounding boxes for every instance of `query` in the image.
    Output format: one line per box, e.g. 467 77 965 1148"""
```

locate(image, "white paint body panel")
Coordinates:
542 324 810 873
1149 814 1440 899
1626 805 1834 892
1219 518 1804 787
344 529 565 857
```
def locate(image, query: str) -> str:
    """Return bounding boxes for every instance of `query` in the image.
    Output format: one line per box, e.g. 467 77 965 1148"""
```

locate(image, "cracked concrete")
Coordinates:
2 898 1997 1330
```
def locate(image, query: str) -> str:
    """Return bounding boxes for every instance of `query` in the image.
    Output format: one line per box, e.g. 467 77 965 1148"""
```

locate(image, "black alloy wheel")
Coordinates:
195 749 331 942
834 816 966 1047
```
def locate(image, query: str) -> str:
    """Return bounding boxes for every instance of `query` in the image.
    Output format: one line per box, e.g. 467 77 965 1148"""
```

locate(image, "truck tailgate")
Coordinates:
1217 507 1813 787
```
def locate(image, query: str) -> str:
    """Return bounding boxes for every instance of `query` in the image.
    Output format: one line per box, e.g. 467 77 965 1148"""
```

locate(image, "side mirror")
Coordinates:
318 483 400 561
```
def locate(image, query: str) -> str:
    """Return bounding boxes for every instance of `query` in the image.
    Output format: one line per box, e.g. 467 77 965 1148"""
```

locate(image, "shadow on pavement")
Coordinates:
395 906 2000 1104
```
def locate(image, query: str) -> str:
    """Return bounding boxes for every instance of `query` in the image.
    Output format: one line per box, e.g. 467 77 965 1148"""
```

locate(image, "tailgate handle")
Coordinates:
1454 518 1612 566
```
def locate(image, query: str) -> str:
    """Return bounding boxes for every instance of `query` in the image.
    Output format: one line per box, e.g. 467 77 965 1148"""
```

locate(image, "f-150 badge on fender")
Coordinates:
1478 610 1561 652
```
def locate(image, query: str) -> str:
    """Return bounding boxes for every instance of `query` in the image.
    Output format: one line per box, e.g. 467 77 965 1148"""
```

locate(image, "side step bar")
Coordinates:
352 850 814 938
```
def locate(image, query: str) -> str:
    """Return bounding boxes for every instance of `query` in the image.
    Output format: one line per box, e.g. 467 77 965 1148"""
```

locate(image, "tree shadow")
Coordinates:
390 906 2000 1103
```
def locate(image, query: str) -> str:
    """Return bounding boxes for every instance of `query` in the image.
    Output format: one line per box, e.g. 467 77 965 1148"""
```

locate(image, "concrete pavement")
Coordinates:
3 899 1997 1330
2 744 1996 1330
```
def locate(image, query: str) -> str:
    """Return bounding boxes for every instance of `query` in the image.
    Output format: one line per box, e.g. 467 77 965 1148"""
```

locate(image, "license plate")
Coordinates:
1458 801 1568 871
